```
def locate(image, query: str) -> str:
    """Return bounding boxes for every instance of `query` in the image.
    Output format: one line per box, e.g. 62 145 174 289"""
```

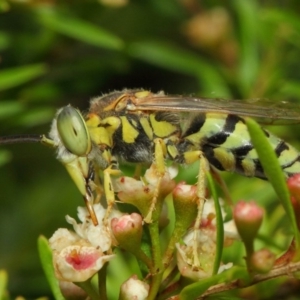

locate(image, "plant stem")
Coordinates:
147 211 164 300
98 263 108 300
75 279 100 300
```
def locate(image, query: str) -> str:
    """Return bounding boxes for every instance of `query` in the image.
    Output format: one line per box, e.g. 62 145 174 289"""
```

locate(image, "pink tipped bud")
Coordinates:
172 183 198 229
250 248 275 274
287 174 300 203
111 213 143 252
287 175 300 230
233 201 264 248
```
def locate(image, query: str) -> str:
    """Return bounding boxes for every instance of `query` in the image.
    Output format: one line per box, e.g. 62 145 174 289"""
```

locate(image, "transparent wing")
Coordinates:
133 95 300 125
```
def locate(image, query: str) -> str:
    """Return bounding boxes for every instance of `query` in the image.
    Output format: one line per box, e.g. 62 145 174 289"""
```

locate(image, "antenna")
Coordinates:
0 134 44 144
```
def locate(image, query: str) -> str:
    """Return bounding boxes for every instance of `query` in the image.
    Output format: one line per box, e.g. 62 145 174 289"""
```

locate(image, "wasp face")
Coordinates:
49 105 92 159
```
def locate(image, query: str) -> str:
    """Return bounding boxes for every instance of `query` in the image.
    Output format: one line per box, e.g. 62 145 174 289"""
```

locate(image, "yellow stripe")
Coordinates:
241 159 256 177
220 121 250 149
140 117 153 140
185 113 227 145
120 116 139 143
150 114 178 138
167 143 179 160
213 147 235 171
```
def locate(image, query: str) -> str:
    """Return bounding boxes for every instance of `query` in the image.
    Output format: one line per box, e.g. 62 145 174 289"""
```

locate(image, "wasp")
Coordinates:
1 89 300 226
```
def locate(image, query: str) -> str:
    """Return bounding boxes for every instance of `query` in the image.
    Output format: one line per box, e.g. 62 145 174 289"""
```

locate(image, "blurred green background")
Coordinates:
1 0 300 298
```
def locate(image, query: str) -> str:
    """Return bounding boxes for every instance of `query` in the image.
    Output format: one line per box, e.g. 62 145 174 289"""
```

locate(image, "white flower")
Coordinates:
49 203 118 282
119 275 149 300
66 203 122 252
52 241 114 282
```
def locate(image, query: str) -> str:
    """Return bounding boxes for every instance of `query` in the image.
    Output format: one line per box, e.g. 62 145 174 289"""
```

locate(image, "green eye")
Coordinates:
57 105 91 156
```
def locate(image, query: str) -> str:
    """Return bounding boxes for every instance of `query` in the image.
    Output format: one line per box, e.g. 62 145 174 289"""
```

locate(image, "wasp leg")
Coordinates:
133 163 143 180
183 150 210 268
103 161 122 224
84 184 98 226
88 165 104 205
144 138 166 223
62 156 99 225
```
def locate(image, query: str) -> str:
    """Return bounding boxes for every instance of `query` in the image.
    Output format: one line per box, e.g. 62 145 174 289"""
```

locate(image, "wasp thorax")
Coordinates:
57 105 92 156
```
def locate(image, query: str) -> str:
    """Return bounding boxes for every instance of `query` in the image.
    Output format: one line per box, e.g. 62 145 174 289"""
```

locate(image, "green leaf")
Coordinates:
245 118 300 248
38 235 64 300
0 270 8 300
38 10 124 50
0 31 10 51
0 64 47 91
233 1 259 95
0 1 9 13
263 8 300 33
0 150 12 167
128 41 231 97
0 101 24 120
206 172 224 275
16 107 56 128
279 80 300 99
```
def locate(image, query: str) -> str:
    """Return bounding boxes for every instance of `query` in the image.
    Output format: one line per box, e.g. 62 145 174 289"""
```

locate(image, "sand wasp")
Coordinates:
1 89 300 226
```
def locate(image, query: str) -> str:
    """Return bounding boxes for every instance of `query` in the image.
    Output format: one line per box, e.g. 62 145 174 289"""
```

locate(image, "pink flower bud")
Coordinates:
172 182 198 229
287 174 300 203
287 175 300 230
111 213 143 252
233 201 264 245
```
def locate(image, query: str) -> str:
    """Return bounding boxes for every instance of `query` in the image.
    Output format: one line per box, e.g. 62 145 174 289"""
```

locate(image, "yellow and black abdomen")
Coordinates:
178 113 300 179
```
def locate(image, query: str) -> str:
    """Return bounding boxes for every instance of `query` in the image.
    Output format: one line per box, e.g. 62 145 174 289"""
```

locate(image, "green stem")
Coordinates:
147 207 164 300
244 240 254 274
98 263 108 300
163 223 187 268
133 249 153 271
159 264 178 292
75 279 99 300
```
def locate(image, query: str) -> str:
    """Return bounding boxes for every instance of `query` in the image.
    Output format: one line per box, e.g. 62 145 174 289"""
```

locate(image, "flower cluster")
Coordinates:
176 197 237 280
49 204 119 282
47 163 271 299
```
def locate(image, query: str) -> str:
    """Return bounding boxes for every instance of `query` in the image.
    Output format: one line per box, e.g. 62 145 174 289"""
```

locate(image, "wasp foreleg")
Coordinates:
183 150 210 268
103 164 122 224
144 138 166 223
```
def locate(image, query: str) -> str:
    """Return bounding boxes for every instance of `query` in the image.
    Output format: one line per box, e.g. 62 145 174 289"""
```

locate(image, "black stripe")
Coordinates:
154 112 180 124
203 146 225 171
275 140 289 157
286 156 300 177
253 159 265 179
206 114 242 145
282 154 300 169
234 157 266 179
263 129 270 137
183 114 206 137
232 144 253 157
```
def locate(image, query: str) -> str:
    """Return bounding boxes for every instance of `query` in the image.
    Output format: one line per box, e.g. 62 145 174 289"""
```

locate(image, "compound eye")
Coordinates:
57 105 91 156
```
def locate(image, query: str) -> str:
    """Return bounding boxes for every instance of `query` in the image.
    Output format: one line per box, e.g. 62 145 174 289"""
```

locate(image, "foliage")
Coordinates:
1 0 300 299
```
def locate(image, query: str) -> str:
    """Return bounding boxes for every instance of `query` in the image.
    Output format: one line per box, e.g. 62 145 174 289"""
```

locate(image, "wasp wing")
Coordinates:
133 95 300 125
